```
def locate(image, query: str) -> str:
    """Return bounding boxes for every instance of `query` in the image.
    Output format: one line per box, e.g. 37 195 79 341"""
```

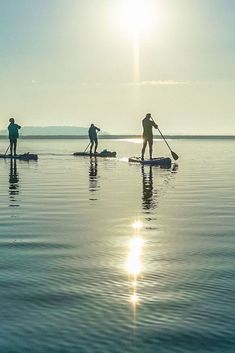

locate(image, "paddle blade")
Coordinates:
171 151 179 160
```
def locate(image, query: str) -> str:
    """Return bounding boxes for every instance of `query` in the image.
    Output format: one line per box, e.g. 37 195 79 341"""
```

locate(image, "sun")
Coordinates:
114 0 156 39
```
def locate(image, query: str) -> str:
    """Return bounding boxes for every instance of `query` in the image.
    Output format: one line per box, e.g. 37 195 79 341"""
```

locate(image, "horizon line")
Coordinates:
0 134 235 140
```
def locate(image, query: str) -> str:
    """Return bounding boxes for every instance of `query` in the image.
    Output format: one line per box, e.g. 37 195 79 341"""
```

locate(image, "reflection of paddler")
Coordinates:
9 158 20 205
142 165 157 211
89 157 99 195
9 158 19 185
89 157 98 178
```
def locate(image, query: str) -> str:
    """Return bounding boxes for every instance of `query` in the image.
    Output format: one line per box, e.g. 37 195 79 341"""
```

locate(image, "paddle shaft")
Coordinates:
84 142 91 152
157 127 173 153
151 117 179 160
5 144 10 156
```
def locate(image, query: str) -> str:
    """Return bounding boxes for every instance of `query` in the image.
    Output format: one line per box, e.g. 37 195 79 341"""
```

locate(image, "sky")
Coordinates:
0 0 234 134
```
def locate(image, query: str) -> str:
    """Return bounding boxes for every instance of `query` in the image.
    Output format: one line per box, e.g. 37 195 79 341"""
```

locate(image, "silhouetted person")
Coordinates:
88 124 100 154
141 113 158 160
8 118 21 156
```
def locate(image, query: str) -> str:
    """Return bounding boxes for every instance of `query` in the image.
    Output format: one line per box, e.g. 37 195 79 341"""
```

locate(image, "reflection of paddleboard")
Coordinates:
73 150 116 158
0 153 38 161
129 157 172 168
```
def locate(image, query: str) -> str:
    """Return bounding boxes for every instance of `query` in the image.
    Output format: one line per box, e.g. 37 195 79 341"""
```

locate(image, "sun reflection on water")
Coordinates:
130 293 139 305
126 236 144 276
132 220 143 231
126 220 144 319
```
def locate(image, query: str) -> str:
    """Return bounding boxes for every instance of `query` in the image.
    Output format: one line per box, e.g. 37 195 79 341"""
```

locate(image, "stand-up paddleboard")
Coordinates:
0 153 38 161
129 157 172 168
74 150 116 158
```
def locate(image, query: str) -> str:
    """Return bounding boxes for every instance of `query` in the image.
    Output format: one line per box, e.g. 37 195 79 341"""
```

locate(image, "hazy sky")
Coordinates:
0 0 234 134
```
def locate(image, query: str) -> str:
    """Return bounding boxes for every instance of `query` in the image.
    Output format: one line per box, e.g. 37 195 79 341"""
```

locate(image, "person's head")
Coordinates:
145 113 151 120
9 118 15 124
90 123 94 127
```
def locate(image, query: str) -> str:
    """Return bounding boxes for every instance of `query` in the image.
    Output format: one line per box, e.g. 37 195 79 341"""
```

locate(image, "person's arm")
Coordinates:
151 121 158 129
17 124 21 130
95 126 100 132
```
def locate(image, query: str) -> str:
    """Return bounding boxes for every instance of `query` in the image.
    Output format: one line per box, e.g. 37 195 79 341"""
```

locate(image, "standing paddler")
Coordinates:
88 124 100 155
141 113 158 160
8 118 21 156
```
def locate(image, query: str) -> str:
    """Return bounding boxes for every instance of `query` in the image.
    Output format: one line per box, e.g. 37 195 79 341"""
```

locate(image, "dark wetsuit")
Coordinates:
88 125 100 154
142 118 157 143
141 117 158 159
8 123 21 155
89 126 100 143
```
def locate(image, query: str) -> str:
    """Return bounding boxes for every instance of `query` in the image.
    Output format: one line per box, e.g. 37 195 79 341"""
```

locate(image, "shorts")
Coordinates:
9 137 17 144
143 135 153 144
90 137 98 143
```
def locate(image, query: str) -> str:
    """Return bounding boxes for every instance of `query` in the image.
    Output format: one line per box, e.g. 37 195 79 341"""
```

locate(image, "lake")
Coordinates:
0 138 234 353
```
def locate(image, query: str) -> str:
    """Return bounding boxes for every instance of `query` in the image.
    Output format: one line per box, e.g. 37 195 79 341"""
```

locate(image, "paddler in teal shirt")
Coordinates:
8 118 21 156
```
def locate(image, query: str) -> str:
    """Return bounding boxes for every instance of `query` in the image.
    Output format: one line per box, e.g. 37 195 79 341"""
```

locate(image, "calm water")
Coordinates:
0 139 234 353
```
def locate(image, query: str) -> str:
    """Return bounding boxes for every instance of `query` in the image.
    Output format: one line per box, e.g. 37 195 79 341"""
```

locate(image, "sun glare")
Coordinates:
114 0 156 39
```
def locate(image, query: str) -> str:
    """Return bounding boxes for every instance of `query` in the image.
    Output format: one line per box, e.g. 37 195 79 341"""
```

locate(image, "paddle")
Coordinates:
4 144 10 156
84 142 91 153
157 128 179 160
151 118 179 160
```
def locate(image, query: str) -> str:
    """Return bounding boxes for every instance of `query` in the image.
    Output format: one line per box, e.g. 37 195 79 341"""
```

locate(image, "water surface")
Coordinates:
0 139 234 353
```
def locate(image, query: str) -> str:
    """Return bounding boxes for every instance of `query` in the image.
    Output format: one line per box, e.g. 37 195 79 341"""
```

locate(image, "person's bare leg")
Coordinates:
14 140 17 156
149 140 153 160
141 139 147 160
10 141 13 156
90 141 94 154
94 139 98 153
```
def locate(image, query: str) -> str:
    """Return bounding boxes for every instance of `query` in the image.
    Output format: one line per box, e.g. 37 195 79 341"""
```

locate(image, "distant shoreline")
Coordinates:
0 135 235 140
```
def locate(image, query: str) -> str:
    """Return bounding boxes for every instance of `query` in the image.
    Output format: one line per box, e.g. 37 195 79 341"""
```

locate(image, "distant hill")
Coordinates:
0 126 108 136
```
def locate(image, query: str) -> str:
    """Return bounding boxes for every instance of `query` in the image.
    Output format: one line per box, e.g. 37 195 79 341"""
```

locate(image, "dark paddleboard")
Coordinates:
74 151 116 158
129 157 172 168
0 153 38 161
